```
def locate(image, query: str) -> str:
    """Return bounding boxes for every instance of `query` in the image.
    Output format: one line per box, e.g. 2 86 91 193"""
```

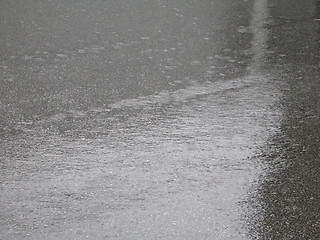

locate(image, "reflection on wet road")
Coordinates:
0 0 318 239
1 75 279 239
247 0 320 239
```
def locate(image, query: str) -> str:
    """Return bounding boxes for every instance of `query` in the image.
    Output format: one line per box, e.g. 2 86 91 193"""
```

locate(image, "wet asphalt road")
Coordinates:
1 0 319 239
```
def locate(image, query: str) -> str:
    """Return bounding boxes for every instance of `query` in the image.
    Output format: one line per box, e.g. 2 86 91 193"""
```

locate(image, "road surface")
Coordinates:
1 0 319 239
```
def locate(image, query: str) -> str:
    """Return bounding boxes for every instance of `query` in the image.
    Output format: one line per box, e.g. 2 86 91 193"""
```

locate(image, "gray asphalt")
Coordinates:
1 0 319 239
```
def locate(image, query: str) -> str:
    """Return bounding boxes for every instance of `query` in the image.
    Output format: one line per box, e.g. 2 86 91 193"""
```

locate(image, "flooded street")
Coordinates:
1 0 319 239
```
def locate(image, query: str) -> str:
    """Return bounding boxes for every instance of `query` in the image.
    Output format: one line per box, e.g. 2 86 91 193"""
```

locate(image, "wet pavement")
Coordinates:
247 0 320 239
0 0 319 239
